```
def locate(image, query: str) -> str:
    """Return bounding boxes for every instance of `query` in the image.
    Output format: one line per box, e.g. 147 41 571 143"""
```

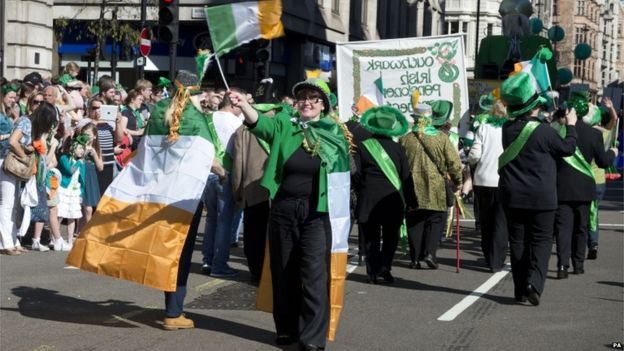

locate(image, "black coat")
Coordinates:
556 121 616 202
499 118 577 210
353 135 418 223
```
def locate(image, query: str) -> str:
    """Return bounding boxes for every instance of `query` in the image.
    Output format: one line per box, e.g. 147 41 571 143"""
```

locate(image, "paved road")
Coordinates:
1 181 622 351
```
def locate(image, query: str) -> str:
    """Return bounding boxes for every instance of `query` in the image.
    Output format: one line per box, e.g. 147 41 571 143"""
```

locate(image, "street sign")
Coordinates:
139 28 151 57
136 57 145 66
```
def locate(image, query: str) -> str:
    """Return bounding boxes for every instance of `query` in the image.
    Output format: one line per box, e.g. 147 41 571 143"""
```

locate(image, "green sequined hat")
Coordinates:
501 72 548 117
292 78 332 113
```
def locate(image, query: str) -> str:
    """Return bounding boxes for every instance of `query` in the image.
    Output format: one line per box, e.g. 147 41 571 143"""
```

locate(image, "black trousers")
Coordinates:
406 209 447 263
360 211 403 275
554 201 590 270
474 186 508 270
269 197 331 348
243 201 269 280
505 207 555 298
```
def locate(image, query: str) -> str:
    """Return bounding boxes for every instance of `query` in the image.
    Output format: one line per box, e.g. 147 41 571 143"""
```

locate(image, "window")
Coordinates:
618 45 621 60
462 22 468 34
332 0 339 14
574 59 583 78
553 0 558 16
576 1 585 16
575 28 583 44
450 21 459 34
487 23 493 36
361 0 368 24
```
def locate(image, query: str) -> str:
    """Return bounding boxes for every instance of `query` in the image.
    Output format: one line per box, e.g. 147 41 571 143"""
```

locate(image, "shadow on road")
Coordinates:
1 286 277 347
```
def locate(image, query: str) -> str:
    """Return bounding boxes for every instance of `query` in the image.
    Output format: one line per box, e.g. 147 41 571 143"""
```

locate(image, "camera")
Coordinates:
553 102 567 119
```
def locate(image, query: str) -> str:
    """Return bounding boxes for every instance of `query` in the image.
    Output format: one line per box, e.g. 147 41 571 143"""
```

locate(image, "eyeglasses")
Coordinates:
296 97 322 105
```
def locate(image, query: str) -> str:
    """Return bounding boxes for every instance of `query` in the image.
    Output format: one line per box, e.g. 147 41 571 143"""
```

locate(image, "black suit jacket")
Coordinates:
556 121 616 202
499 118 577 210
353 135 418 223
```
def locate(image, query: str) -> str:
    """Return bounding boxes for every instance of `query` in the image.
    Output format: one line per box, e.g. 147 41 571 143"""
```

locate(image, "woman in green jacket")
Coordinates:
229 79 352 351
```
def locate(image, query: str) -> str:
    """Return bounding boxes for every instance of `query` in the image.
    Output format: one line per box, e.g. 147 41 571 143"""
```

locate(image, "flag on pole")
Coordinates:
66 101 215 292
354 76 385 114
205 0 285 57
511 47 553 94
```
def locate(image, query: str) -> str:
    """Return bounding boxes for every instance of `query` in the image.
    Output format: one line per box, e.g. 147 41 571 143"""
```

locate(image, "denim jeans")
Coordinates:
587 183 606 249
164 204 202 317
201 173 237 273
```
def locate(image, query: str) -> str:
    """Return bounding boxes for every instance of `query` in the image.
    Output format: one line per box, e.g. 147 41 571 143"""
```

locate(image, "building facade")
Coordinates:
443 0 503 78
1 0 55 80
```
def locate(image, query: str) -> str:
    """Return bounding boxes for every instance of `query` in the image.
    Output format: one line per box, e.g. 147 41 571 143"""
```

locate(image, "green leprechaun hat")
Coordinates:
501 72 548 118
360 105 409 137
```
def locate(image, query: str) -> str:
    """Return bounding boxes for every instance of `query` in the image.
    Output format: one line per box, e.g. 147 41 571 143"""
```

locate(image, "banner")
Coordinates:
336 34 469 128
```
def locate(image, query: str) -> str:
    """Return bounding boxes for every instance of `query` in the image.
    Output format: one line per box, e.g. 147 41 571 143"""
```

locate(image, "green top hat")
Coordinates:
567 91 589 118
360 106 409 137
501 72 547 117
426 100 453 126
292 78 332 113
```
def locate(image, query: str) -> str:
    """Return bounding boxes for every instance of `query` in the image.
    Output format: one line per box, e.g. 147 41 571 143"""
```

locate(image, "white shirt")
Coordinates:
468 123 504 187
212 110 243 156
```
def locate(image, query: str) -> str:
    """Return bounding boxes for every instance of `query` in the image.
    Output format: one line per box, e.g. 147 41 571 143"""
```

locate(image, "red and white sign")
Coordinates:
139 28 151 57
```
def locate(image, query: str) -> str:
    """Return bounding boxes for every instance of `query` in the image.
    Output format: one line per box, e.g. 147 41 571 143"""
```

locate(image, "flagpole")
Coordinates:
213 55 230 90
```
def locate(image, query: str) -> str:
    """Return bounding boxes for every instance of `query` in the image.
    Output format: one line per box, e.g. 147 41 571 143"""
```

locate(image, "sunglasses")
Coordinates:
32 100 44 105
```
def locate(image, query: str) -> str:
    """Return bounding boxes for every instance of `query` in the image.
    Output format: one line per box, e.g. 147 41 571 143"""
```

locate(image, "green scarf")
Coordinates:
299 116 350 169
559 126 598 231
498 120 540 170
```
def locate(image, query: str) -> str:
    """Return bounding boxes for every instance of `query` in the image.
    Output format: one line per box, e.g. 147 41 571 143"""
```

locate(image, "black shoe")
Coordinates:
366 274 378 284
526 284 540 306
379 270 395 283
423 254 438 269
557 266 568 279
587 248 597 260
299 343 324 351
200 263 211 275
408 261 421 269
515 295 528 303
276 334 297 346
573 266 585 274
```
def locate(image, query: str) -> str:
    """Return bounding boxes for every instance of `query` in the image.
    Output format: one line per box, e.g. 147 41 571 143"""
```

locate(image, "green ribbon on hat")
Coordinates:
58 74 72 87
559 126 597 231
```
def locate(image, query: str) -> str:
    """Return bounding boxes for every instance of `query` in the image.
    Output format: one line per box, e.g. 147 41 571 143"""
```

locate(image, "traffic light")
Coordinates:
158 0 179 44
254 39 271 63
235 56 247 76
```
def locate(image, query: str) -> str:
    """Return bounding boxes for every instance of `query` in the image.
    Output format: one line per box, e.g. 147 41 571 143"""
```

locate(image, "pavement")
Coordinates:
1 180 622 351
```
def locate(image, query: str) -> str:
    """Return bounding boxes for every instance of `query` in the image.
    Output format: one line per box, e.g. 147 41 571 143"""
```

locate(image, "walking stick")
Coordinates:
455 204 460 273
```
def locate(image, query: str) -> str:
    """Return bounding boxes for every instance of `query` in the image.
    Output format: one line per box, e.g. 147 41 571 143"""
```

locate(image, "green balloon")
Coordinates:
574 43 592 60
557 68 573 85
548 26 565 42
530 18 544 34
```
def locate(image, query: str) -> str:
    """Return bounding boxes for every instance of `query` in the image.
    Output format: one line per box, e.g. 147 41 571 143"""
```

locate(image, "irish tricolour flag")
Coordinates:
205 0 285 57
66 101 214 292
512 47 553 94
355 76 385 114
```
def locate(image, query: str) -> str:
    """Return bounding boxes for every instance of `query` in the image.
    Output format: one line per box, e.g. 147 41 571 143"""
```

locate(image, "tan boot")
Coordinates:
163 314 194 331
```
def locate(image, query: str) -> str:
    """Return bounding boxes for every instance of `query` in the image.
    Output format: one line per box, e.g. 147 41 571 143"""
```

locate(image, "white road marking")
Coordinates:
459 219 624 228
347 264 358 274
63 266 78 269
437 264 511 322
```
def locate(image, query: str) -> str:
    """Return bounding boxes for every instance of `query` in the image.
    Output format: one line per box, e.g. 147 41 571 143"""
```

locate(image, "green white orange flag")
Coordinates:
355 76 385 114
512 47 552 94
205 0 285 57
66 101 215 292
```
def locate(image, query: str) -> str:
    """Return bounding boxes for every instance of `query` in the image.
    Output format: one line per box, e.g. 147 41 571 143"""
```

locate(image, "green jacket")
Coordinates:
249 112 340 213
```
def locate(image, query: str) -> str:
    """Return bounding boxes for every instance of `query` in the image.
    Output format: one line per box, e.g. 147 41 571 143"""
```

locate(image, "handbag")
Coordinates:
3 148 36 182
414 135 455 207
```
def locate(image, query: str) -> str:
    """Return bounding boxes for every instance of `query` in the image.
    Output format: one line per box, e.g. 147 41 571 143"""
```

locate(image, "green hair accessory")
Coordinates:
1 83 19 95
